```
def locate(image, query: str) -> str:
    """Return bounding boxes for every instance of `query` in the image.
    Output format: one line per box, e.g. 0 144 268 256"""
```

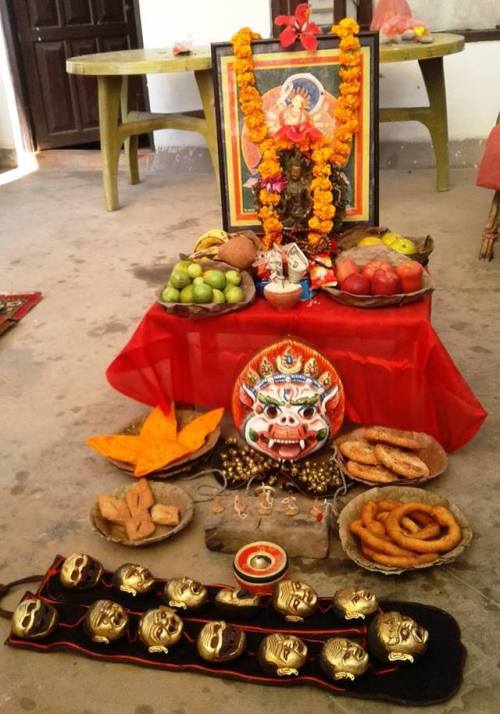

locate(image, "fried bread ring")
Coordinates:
346 461 398 483
364 428 423 450
374 444 430 479
339 440 379 465
385 503 462 553
362 545 438 569
361 501 399 536
350 519 415 557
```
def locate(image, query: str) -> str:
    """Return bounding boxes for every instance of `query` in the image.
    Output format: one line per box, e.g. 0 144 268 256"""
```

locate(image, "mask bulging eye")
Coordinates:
265 405 278 418
301 406 315 419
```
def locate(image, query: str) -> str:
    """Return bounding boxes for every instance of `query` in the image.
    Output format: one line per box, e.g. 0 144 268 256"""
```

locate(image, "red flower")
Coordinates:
275 3 322 51
276 122 322 144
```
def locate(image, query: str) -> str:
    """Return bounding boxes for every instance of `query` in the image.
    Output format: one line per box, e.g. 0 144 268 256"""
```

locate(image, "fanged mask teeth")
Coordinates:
268 439 275 448
299 440 305 450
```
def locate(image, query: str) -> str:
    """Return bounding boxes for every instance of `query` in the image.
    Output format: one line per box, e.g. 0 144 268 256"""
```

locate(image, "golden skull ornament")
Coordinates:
272 580 318 622
368 611 429 664
138 606 183 654
11 597 59 640
332 588 378 621
320 638 370 681
258 633 308 677
196 621 246 663
164 577 208 611
113 563 155 596
84 600 129 644
60 553 103 590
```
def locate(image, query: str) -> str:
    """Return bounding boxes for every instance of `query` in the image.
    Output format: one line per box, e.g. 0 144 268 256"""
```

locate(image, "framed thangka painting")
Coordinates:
212 33 379 235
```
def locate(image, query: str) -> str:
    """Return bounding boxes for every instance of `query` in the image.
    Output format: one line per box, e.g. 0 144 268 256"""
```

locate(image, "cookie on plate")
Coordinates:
339 440 379 465
374 444 429 479
364 428 423 451
346 461 398 484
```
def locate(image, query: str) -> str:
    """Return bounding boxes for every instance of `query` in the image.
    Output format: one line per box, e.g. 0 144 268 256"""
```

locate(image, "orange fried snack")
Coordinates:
86 435 144 465
177 408 224 451
141 405 178 442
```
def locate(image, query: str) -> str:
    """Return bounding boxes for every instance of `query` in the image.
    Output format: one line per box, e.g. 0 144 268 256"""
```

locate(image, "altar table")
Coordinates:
106 295 486 452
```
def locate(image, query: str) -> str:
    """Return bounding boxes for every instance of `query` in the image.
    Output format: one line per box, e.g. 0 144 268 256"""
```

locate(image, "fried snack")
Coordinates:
125 511 155 541
339 440 379 465
374 444 430 480
97 495 130 524
364 428 423 451
150 504 180 527
385 503 462 554
350 519 414 557
126 479 155 515
177 408 224 451
346 461 398 484
361 501 397 536
362 545 438 569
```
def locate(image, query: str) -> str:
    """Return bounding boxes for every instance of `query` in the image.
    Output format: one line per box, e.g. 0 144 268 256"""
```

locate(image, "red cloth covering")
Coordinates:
106 295 486 452
476 124 500 190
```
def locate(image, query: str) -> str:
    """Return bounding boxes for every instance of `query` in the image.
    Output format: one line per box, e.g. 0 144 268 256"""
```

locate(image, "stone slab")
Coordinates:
204 494 330 559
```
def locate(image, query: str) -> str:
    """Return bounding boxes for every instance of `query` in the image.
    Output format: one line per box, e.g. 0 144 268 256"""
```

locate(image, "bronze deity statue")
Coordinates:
320 638 370 681
11 597 59 640
368 611 429 664
214 588 261 619
138 606 183 654
196 621 246 663
332 588 378 621
277 150 312 230
258 633 308 677
113 563 155 597
272 580 318 622
164 577 208 611
84 600 128 644
60 553 103 590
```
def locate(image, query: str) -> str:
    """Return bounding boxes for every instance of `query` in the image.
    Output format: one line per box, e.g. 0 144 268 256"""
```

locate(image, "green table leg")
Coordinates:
418 56 449 192
121 76 140 186
194 68 220 189
97 75 122 211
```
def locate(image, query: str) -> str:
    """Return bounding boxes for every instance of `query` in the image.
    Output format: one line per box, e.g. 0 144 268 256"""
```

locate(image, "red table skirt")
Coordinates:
106 294 486 452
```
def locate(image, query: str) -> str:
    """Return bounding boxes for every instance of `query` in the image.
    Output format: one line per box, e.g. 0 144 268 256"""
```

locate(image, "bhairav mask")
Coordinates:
138 607 183 654
84 600 128 644
197 621 246 663
113 563 155 597
60 553 103 590
164 577 208 611
332 588 378 621
320 638 369 681
214 588 261 619
272 580 318 622
368 611 429 664
232 339 344 461
11 597 59 640
258 633 308 677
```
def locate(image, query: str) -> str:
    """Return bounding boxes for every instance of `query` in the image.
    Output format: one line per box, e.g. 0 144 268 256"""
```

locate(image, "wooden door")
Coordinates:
11 0 144 149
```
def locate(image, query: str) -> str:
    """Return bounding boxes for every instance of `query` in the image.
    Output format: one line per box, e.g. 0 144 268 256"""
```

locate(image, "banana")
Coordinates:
193 229 229 253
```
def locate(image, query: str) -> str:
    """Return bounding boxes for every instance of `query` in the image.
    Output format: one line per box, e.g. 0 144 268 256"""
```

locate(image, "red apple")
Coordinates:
341 272 371 295
335 258 359 285
371 269 401 296
362 260 394 280
395 261 423 293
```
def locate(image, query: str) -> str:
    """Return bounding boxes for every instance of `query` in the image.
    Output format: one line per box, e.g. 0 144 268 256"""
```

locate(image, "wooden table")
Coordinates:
67 48 217 211
67 34 464 210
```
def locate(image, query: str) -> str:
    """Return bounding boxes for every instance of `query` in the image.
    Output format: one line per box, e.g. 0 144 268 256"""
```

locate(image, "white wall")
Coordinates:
0 13 15 150
138 0 271 148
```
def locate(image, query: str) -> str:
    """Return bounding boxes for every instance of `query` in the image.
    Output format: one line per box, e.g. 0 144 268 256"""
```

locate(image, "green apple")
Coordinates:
192 283 213 304
225 269 241 286
224 285 244 303
193 276 205 286
203 269 226 291
161 286 180 303
179 285 194 303
170 270 191 290
187 262 203 279
390 237 416 255
212 288 226 304
174 260 191 272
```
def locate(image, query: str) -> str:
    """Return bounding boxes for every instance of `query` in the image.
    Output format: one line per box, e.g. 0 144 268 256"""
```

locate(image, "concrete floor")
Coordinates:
0 161 499 714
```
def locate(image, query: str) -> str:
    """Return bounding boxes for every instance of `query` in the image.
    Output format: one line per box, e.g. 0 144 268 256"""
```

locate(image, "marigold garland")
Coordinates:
231 18 361 249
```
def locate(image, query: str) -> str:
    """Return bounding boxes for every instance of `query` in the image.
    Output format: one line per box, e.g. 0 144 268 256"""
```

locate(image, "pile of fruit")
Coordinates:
358 232 417 256
335 257 424 296
161 260 244 305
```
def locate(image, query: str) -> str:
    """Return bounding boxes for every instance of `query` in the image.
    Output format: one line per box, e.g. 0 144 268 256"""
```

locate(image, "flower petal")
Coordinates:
301 31 319 51
274 14 295 27
279 26 298 48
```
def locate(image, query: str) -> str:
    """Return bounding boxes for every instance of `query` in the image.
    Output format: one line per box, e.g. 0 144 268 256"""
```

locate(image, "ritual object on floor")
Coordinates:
0 292 42 338
87 404 223 477
332 588 379 621
258 633 308 677
272 580 318 622
164 577 208 611
233 542 288 594
60 553 103 590
339 486 472 574
214 588 262 619
336 426 448 486
232 338 345 462
158 259 256 318
84 600 129 644
112 563 155 596
368 611 429 664
4 555 467 705
196 621 246 663
320 638 370 681
324 245 433 308
138 606 184 654
90 481 193 547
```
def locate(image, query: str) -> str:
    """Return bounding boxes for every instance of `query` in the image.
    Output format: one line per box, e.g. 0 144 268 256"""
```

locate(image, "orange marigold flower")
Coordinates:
307 232 322 246
239 86 260 102
249 126 268 144
340 36 361 51
234 58 254 73
340 81 361 96
259 189 280 206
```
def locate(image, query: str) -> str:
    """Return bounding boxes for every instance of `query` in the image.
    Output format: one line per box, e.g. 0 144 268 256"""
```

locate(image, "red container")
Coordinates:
233 541 288 595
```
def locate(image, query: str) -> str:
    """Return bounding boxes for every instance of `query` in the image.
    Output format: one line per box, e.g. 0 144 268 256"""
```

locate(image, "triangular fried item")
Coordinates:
134 441 191 477
140 404 177 442
87 435 144 464
177 408 224 451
